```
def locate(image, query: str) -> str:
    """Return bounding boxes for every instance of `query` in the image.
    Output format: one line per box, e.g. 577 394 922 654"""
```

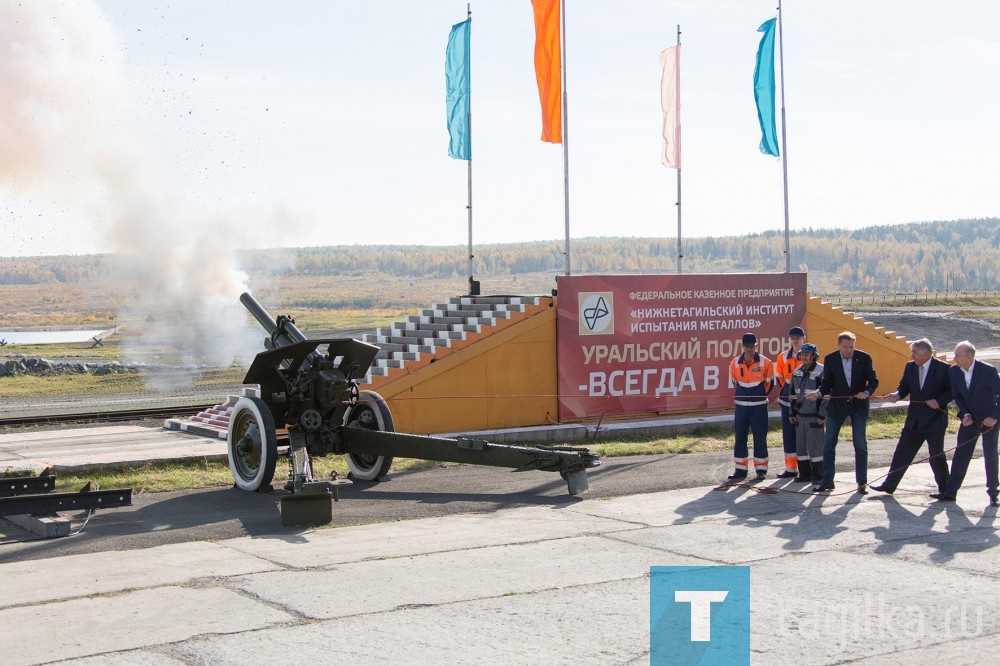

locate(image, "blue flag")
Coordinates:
753 18 779 157
446 18 471 160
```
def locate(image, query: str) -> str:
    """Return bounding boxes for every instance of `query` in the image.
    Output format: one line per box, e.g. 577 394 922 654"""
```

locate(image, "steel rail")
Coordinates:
0 405 214 429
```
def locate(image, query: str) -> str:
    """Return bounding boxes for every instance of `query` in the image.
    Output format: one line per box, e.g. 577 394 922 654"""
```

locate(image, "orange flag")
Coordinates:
531 0 562 143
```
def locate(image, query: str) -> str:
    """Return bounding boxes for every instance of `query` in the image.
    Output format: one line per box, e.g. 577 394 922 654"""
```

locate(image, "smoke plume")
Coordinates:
0 1 262 379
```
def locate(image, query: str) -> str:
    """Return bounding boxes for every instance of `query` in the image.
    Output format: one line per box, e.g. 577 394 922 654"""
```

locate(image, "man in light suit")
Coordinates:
810 331 879 493
871 338 951 495
932 340 1000 506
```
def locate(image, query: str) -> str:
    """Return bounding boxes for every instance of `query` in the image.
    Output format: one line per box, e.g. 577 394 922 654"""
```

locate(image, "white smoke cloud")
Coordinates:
0 1 266 380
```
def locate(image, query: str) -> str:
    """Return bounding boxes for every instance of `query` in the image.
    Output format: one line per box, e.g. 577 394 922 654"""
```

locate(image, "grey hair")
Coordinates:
909 338 933 355
955 340 977 357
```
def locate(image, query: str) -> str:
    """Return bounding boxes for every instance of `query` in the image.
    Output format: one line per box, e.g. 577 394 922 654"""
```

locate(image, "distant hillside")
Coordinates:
2 217 998 293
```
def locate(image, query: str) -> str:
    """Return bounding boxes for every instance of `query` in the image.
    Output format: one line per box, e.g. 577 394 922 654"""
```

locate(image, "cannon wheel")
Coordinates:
227 396 278 491
344 390 394 481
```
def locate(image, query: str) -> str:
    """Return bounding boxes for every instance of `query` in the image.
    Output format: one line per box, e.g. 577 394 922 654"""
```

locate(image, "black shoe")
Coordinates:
793 474 812 483
756 471 767 480
870 484 894 495
990 498 999 508
776 470 797 478
930 493 956 501
857 484 869 495
726 473 748 482
813 482 835 492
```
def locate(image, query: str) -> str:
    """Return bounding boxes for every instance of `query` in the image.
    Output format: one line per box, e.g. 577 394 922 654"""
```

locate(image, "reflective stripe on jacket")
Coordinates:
729 353 774 406
790 362 828 418
776 347 803 406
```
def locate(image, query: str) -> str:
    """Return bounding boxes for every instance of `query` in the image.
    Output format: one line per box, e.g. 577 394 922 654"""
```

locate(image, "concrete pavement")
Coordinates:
3 405 1000 665
2 448 1000 664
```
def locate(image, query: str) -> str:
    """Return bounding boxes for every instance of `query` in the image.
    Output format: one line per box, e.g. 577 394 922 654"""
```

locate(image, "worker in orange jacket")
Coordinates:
775 326 806 477
727 333 775 481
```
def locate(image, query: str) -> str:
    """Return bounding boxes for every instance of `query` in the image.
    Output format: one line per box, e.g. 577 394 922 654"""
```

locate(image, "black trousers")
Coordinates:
881 427 949 492
945 423 1000 498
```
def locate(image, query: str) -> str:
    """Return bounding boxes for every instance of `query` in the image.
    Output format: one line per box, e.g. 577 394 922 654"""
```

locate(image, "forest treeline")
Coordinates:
2 217 997 292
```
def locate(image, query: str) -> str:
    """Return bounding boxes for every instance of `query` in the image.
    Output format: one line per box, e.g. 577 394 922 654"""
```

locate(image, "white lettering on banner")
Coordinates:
655 368 677 397
706 339 741 358
745 304 795 315
758 337 784 356
575 366 724 398
608 369 653 396
699 319 763 331
693 290 737 299
580 341 703 365
627 287 795 301
625 369 641 395
643 368 658 393
629 290 695 301
630 305 744 320
678 366 696 393
737 288 795 298
608 370 624 396
587 372 607 397
630 321 699 333
674 590 729 642
583 369 678 399
703 365 719 391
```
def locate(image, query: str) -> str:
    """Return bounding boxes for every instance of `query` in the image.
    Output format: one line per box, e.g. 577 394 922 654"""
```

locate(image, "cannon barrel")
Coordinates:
240 291 309 349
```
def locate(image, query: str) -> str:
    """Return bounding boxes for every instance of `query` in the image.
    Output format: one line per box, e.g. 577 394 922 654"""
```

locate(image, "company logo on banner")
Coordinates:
555 273 807 420
650 566 750 666
579 292 614 335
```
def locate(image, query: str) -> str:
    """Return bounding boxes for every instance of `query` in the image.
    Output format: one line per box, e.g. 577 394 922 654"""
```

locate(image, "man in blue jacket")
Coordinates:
932 340 1000 506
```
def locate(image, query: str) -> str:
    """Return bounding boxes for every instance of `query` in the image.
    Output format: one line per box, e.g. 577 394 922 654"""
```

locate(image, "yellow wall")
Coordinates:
804 295 914 393
377 308 559 434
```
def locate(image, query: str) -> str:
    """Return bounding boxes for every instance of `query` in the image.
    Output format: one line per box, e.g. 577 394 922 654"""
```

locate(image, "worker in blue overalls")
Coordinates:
727 332 775 481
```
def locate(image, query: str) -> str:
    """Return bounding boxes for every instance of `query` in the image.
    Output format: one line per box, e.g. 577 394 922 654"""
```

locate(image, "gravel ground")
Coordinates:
855 311 1000 358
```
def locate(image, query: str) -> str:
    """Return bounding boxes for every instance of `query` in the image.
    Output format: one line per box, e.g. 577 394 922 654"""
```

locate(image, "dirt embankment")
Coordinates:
860 311 1000 357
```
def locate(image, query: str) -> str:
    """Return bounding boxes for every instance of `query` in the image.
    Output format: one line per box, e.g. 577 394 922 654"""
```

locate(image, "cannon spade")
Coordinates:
229 292 600 525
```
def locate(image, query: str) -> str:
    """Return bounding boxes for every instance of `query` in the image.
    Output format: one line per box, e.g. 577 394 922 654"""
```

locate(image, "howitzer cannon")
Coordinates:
228 293 599 522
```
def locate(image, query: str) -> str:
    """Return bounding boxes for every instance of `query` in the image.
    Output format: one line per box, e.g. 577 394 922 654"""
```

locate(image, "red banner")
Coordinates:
555 273 807 420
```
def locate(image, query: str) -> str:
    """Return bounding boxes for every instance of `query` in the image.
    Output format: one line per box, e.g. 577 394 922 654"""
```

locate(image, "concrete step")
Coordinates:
422 310 510 322
353 295 550 388
364 332 451 346
375 351 421 362
400 319 480 333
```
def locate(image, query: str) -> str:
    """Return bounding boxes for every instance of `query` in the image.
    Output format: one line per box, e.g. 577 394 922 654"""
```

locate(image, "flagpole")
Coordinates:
675 25 682 274
465 3 478 294
560 0 570 276
777 0 790 273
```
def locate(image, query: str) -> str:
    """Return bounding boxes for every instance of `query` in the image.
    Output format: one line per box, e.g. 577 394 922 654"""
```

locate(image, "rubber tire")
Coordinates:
344 390 394 481
227 396 278 491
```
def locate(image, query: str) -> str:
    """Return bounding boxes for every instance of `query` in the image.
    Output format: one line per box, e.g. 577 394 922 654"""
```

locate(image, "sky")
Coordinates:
1 0 999 260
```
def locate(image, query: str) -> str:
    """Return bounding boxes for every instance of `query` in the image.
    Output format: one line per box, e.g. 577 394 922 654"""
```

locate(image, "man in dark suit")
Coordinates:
810 331 879 493
932 340 1000 506
871 338 951 495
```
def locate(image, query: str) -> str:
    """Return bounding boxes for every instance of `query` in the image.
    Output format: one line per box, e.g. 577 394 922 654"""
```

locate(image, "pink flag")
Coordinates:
660 45 681 169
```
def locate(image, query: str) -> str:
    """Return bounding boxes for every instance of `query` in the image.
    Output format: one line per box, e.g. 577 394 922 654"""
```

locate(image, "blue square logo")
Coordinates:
650 566 750 665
